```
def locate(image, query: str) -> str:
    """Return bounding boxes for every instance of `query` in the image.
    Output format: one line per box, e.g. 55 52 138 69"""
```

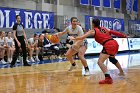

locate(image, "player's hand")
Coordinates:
54 32 62 38
69 36 75 40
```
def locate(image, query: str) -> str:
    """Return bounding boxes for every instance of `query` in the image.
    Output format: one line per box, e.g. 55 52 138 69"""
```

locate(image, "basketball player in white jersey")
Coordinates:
5 31 15 63
57 17 90 76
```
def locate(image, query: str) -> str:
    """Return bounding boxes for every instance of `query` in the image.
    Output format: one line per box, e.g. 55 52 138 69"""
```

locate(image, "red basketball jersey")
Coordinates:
94 27 126 45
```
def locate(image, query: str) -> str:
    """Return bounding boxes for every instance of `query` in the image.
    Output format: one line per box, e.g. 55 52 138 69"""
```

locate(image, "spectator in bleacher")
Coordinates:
43 32 61 59
5 32 15 63
0 31 7 64
28 34 40 62
37 34 44 61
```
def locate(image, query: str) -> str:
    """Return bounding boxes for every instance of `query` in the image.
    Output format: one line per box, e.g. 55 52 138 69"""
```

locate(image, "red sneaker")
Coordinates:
99 77 113 84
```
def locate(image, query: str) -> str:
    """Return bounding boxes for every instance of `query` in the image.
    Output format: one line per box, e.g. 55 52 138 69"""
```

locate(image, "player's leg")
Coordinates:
78 45 90 76
97 53 113 84
109 56 125 76
65 47 77 71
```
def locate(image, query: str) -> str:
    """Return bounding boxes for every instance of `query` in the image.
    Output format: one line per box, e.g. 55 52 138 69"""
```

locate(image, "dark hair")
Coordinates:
92 18 100 27
39 34 44 37
70 17 78 23
16 15 20 19
7 31 12 36
34 33 39 37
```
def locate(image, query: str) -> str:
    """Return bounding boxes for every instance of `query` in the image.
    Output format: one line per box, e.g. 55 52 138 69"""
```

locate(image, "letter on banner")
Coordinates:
0 10 4 28
42 13 50 29
5 10 13 28
34 13 42 29
24 12 33 29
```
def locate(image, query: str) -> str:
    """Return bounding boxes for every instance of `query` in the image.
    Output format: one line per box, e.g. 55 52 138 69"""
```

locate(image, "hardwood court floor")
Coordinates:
0 53 140 93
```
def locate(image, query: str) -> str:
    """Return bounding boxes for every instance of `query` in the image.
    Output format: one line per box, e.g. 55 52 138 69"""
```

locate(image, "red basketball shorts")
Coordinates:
102 40 119 56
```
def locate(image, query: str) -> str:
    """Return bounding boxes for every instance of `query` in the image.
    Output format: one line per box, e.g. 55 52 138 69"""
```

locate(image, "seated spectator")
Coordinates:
0 31 7 64
43 32 61 59
37 34 44 61
5 32 15 63
28 34 40 62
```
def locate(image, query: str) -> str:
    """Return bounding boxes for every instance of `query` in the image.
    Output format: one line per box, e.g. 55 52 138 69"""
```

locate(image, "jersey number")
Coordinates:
100 29 106 33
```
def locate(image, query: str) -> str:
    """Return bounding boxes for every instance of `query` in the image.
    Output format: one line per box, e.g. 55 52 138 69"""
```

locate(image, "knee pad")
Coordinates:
71 44 79 52
109 57 118 64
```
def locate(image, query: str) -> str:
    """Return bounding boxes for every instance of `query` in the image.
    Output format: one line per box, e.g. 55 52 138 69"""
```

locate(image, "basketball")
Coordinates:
48 34 60 44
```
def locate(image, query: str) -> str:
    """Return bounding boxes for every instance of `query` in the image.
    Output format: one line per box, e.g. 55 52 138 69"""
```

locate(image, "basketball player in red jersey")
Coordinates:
72 18 127 84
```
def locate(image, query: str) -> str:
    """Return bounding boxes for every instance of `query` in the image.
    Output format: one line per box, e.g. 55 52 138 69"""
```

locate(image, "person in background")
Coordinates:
28 34 40 62
0 31 7 64
37 34 45 61
43 32 61 59
10 15 31 68
5 31 15 63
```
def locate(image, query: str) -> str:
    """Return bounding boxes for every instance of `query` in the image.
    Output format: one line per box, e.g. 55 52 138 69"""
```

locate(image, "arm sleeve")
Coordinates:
78 26 84 36
109 30 127 38
13 24 17 30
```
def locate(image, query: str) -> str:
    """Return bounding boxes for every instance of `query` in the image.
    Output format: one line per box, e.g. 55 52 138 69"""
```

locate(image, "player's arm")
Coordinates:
73 30 95 40
109 30 127 38
56 27 68 38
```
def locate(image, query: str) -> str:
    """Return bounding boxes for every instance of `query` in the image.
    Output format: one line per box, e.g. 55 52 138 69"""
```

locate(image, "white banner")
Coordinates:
86 38 129 54
128 38 140 50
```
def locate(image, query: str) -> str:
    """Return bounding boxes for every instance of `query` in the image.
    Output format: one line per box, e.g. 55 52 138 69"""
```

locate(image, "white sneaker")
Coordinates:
17 59 20 63
36 56 40 62
7 58 11 63
27 59 30 62
1 59 7 64
68 65 77 71
10 58 13 62
54 46 59 50
84 70 90 76
58 56 62 59
29 57 35 62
